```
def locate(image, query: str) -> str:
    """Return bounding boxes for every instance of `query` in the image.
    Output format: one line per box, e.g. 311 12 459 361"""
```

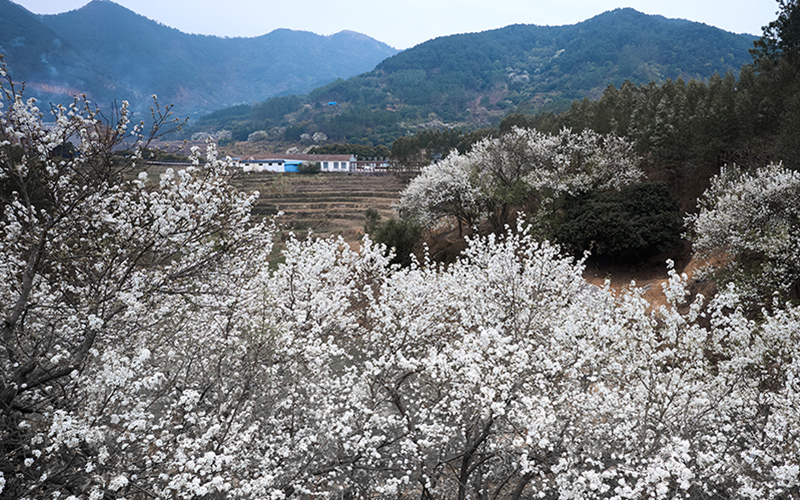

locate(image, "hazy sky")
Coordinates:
14 0 779 49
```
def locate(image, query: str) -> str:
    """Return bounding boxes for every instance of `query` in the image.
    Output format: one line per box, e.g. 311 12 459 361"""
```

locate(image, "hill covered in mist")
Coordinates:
0 0 397 118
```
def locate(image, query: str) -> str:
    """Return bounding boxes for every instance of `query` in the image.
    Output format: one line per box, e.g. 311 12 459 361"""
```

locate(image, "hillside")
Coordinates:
365 8 757 112
0 0 121 99
0 0 397 117
189 8 758 147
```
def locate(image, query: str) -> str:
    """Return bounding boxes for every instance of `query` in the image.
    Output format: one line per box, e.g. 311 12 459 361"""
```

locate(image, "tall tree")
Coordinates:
752 0 800 69
398 127 643 234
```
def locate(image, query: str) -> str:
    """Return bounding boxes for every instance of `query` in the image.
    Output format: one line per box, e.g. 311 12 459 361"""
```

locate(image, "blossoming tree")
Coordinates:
397 127 643 234
686 163 800 306
0 65 274 497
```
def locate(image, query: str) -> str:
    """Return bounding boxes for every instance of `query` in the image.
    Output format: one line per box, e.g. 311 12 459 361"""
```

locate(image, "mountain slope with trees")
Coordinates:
0 0 397 117
356 8 756 115
190 8 758 147
0 0 122 99
390 0 800 309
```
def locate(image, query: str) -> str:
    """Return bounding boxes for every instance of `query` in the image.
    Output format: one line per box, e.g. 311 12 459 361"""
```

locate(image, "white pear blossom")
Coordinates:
398 127 642 233
687 162 800 306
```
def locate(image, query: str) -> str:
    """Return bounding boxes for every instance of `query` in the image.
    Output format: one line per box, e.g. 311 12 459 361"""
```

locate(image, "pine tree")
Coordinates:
752 0 800 69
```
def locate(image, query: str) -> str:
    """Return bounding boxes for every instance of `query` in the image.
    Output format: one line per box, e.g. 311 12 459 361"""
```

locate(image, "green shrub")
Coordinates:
555 182 683 262
364 208 382 235
373 218 422 267
298 162 321 174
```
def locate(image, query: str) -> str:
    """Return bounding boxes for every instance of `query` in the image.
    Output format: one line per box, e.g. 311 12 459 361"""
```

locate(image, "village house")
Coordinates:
236 154 356 173
352 158 391 172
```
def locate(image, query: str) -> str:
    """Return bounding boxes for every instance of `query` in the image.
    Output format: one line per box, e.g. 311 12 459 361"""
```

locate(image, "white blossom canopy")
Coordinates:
397 127 643 233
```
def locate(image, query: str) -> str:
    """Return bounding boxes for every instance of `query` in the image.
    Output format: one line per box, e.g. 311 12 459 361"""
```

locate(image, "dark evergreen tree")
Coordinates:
555 182 683 263
372 218 423 267
752 0 800 69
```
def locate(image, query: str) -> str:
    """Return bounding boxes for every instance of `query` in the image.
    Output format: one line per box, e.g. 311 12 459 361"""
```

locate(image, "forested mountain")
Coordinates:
328 8 756 116
0 0 119 99
0 0 397 117
388 0 800 273
190 8 757 146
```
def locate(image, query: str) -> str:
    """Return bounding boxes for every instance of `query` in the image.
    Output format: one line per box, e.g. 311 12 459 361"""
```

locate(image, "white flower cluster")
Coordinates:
687 163 800 305
398 127 642 233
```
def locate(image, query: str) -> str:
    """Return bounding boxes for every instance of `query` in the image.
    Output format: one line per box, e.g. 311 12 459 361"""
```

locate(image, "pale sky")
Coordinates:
14 0 779 50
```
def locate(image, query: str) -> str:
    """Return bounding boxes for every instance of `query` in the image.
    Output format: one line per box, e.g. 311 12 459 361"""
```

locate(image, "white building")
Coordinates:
237 154 356 173
239 158 287 172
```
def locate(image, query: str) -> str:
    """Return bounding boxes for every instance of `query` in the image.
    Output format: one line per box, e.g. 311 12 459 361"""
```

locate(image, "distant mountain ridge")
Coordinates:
0 0 397 117
0 0 114 98
313 8 758 120
190 8 759 146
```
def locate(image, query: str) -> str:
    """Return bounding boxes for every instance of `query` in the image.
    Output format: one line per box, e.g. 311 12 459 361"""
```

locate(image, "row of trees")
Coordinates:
390 129 494 169
307 142 391 159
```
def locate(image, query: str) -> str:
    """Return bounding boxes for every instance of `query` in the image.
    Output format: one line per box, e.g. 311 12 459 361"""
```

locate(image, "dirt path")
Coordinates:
584 254 720 311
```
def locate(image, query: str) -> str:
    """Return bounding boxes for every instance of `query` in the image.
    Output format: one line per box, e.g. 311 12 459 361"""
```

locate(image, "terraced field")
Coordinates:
234 171 410 241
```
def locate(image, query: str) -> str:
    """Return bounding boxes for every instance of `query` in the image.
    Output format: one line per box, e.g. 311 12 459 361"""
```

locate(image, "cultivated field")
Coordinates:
234 171 409 242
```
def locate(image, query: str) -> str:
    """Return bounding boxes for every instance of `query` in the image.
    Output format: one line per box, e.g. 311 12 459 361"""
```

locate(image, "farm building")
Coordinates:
236 154 356 173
